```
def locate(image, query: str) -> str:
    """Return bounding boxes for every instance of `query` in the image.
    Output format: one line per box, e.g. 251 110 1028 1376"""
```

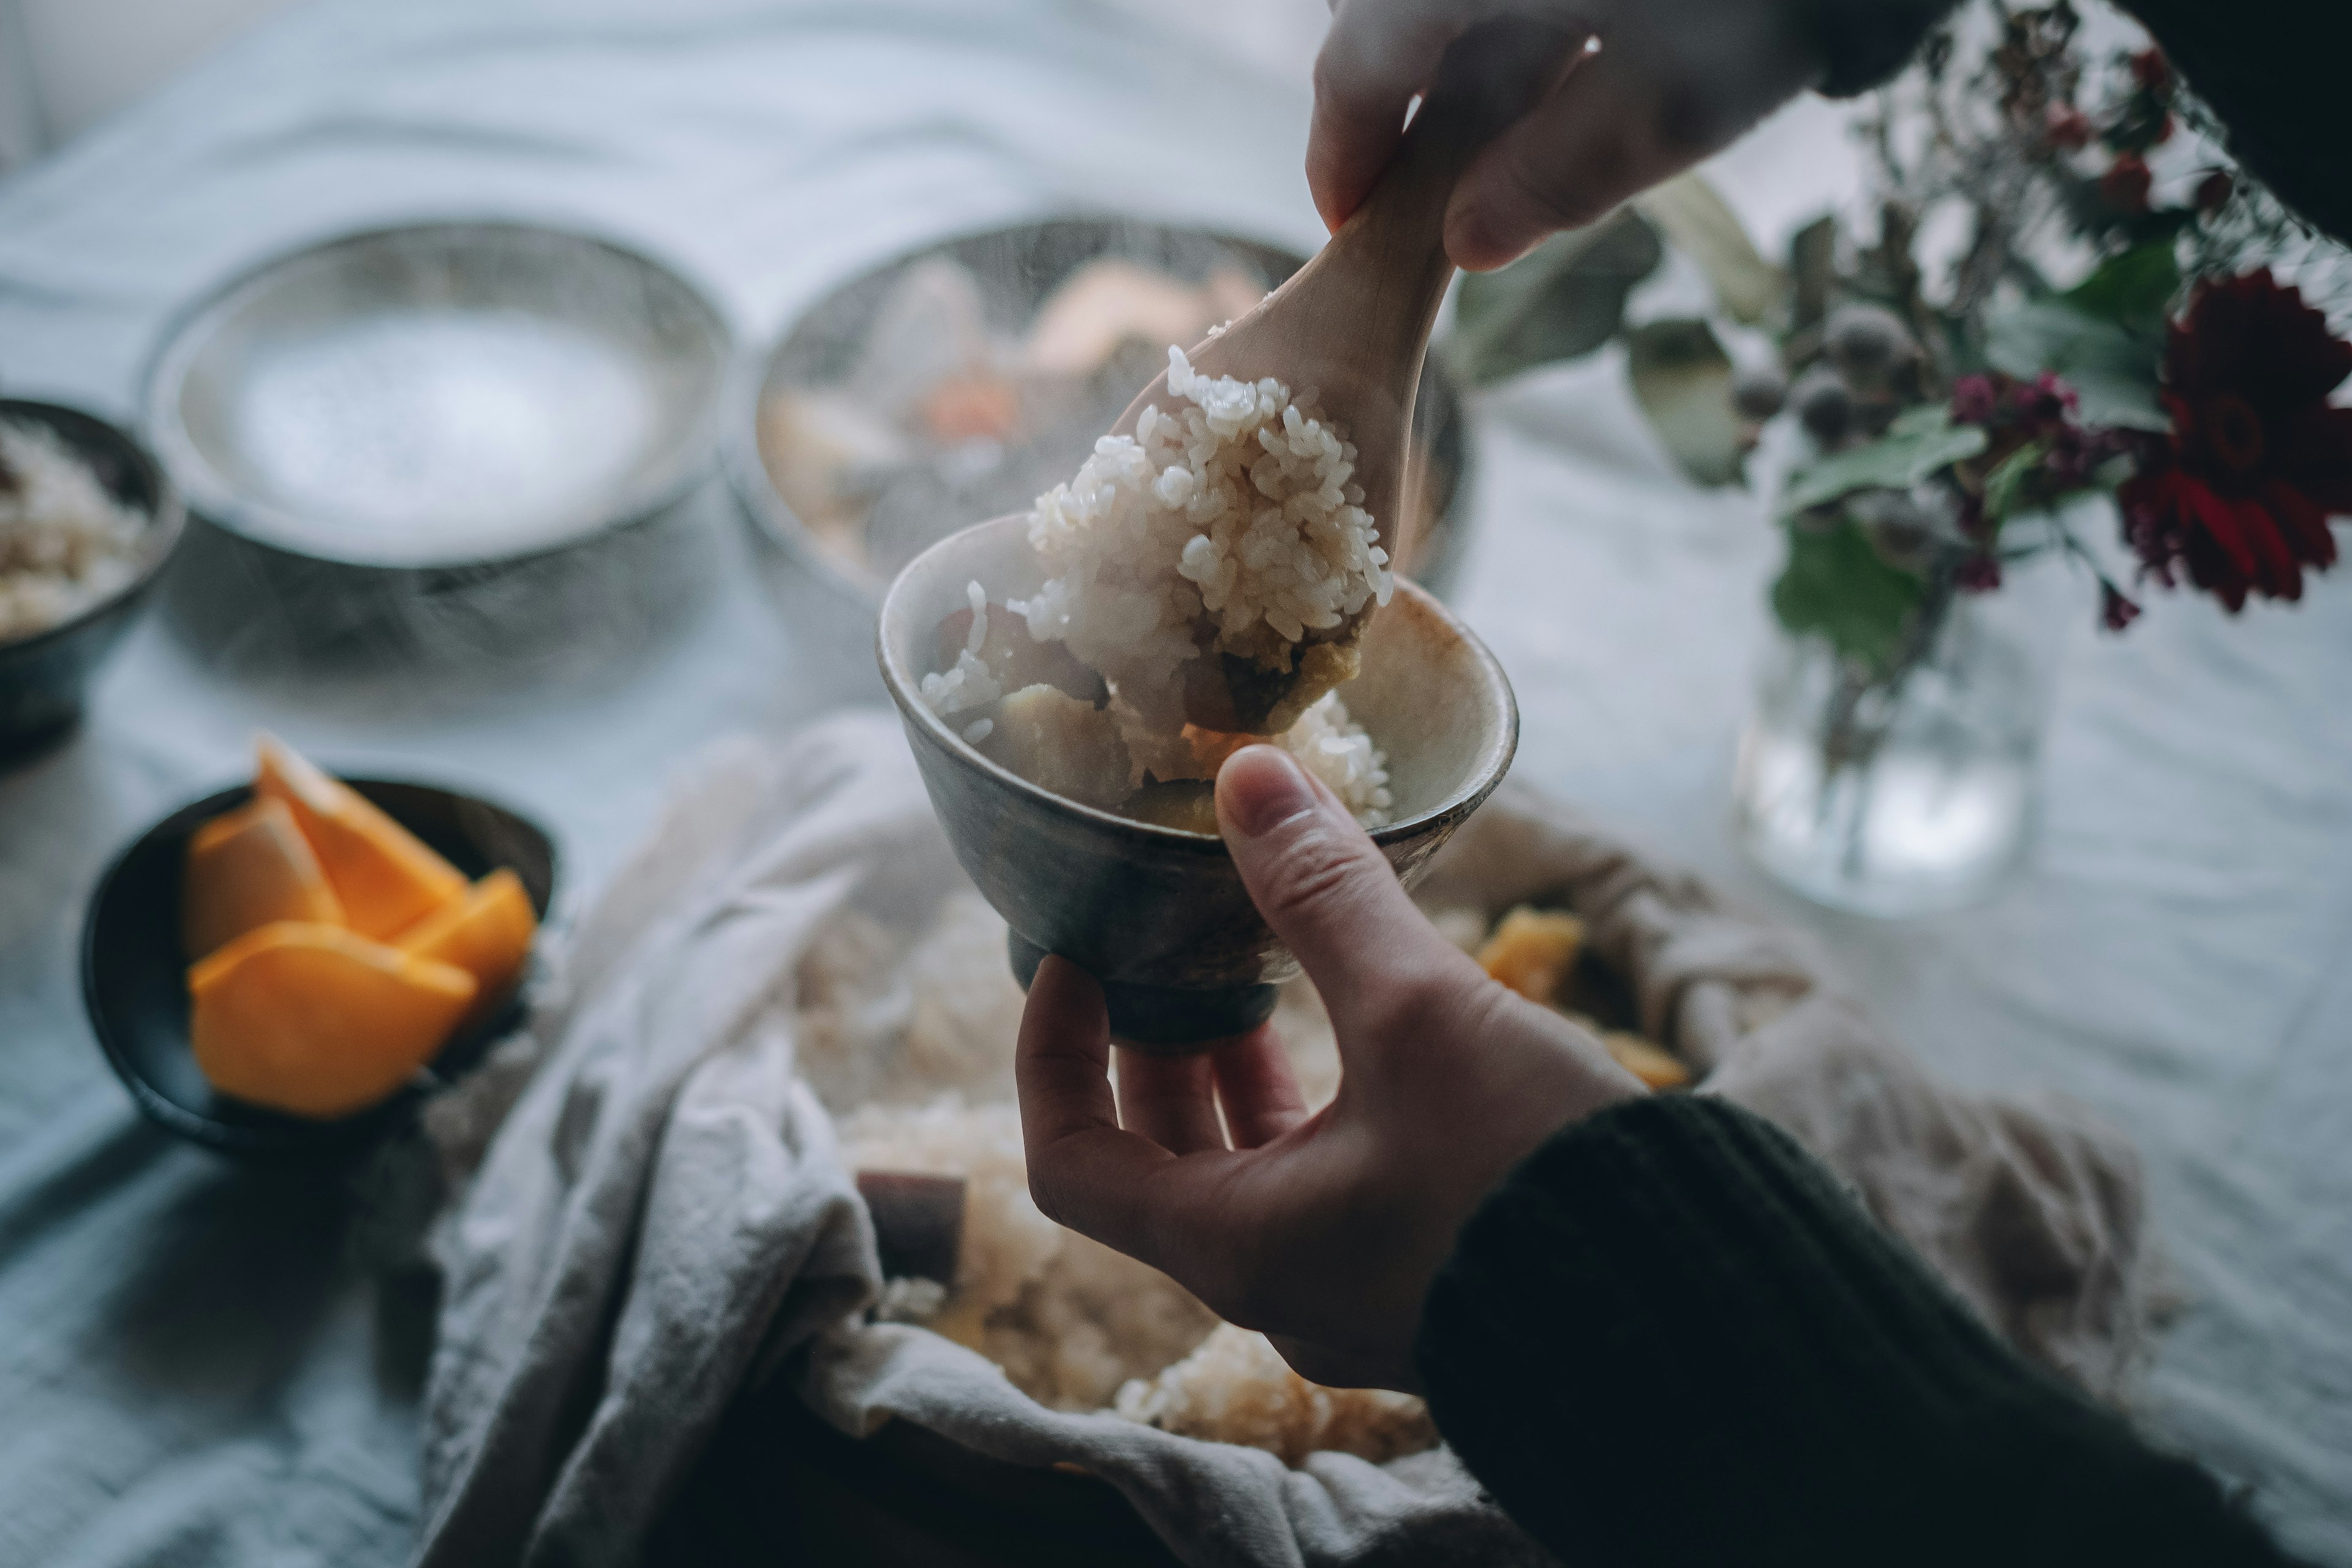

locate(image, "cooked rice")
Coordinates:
0 420 146 643
1280 692 1393 827
922 576 1395 827
917 347 1401 827
918 580 1005 717
837 1095 1219 1412
1115 1323 1436 1466
1012 347 1392 734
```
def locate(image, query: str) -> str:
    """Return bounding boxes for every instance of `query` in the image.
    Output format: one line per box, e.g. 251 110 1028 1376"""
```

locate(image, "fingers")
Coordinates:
1308 0 1461 230
1443 13 1820 271
1443 42 1670 270
1016 957 1177 1257
1210 1025 1311 1148
1114 1047 1225 1155
1215 747 1468 1035
1016 955 1117 1148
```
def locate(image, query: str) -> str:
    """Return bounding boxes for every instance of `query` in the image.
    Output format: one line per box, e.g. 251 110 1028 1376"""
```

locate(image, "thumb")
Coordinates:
1215 745 1463 1028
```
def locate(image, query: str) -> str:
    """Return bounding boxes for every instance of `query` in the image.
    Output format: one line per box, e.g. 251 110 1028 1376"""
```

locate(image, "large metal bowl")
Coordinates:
0 398 184 763
728 217 1476 617
140 222 733 663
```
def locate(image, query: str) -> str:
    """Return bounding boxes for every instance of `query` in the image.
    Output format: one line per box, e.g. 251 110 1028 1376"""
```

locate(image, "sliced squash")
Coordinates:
1604 1031 1692 1091
396 868 537 1031
189 921 477 1118
181 796 345 960
254 734 467 940
1477 907 1586 1005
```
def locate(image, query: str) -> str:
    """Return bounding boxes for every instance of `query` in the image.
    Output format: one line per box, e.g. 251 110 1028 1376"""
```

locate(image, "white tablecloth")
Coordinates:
1 2 2345 1563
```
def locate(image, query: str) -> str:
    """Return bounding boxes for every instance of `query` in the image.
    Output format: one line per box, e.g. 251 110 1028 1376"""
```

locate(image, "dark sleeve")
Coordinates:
1414 1095 2305 1568
1798 0 2352 244
2124 0 2352 246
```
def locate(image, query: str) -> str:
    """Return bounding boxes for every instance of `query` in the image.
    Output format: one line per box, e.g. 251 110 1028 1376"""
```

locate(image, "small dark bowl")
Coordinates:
81 776 558 1160
0 399 186 762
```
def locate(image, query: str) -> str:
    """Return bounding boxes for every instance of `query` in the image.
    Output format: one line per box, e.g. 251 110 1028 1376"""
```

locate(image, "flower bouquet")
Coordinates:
1445 0 2352 914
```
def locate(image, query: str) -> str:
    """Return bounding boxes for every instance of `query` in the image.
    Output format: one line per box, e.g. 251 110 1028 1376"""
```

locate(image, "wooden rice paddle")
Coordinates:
1110 21 1593 733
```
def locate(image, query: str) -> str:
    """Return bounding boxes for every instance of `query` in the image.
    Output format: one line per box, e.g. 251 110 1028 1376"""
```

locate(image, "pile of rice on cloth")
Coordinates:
410 710 2152 1567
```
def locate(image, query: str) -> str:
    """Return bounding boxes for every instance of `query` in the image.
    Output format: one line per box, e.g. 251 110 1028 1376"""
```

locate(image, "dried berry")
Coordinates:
1790 366 1855 445
1852 491 1947 572
1823 304 1917 376
2101 154 2152 214
2043 104 2092 151
1731 365 1789 422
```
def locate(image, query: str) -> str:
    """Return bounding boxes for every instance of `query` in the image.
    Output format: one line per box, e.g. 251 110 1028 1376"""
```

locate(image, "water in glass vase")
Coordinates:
1733 572 2059 917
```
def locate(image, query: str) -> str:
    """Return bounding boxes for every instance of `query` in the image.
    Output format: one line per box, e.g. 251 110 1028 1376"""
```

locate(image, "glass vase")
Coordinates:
1732 557 2066 917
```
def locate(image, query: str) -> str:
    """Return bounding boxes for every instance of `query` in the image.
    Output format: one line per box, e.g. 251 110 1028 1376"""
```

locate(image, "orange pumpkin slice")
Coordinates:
189 921 477 1119
396 868 537 1032
254 734 467 940
181 796 345 960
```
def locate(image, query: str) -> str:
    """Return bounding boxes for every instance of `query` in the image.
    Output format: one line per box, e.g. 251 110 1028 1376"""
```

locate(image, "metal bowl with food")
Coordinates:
0 398 185 761
728 217 1476 615
141 221 733 660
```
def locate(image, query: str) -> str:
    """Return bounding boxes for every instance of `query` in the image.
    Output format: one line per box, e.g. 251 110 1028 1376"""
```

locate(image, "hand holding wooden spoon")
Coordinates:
1112 19 1597 734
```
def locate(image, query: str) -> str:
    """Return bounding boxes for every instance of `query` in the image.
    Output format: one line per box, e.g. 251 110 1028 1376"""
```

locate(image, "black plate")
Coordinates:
81 776 558 1160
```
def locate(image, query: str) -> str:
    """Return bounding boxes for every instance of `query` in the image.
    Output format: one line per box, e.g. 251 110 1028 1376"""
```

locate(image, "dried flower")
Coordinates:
2119 271 2352 610
2194 170 2235 213
1956 554 2004 592
2100 154 2152 213
2100 579 2142 631
2128 47 2168 93
2043 104 2092 151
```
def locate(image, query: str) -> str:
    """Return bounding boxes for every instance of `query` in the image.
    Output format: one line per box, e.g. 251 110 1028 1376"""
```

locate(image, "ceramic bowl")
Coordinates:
731 216 1476 611
0 398 186 762
82 775 557 1159
878 513 1517 1049
140 221 733 663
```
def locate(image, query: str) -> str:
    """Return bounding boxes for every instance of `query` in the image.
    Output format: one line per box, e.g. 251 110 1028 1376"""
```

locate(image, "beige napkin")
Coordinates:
413 713 2149 1567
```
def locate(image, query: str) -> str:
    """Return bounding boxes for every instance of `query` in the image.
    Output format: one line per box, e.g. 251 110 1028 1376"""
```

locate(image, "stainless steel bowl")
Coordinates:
140 222 734 665
728 217 1476 617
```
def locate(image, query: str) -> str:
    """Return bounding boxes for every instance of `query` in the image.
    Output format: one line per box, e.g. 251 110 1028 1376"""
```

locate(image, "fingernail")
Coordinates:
1218 746 1315 838
1445 205 1537 273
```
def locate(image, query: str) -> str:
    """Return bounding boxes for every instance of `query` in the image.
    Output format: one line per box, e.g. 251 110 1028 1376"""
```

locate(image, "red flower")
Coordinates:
2119 272 2352 611
2045 104 2092 151
2100 154 2152 213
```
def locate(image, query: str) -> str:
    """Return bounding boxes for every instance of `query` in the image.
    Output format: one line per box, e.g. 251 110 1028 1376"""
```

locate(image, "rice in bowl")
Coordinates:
0 420 148 643
918 346 1397 829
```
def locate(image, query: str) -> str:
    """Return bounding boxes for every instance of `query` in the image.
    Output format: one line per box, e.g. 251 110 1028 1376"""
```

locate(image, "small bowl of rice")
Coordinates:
0 399 184 760
880 508 1517 1049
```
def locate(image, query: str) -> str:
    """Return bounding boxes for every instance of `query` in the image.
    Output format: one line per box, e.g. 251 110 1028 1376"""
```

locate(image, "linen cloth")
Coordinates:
3 1 2348 1564
415 708 2149 1566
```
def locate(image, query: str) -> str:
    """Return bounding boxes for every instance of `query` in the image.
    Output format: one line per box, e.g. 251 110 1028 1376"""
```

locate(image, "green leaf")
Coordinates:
1888 404 1955 439
1625 318 1746 487
1789 215 1837 332
1779 415 1988 516
1983 300 2168 431
1978 440 2046 526
1771 521 1924 676
1632 173 1784 324
2064 239 2180 330
1446 210 1664 385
